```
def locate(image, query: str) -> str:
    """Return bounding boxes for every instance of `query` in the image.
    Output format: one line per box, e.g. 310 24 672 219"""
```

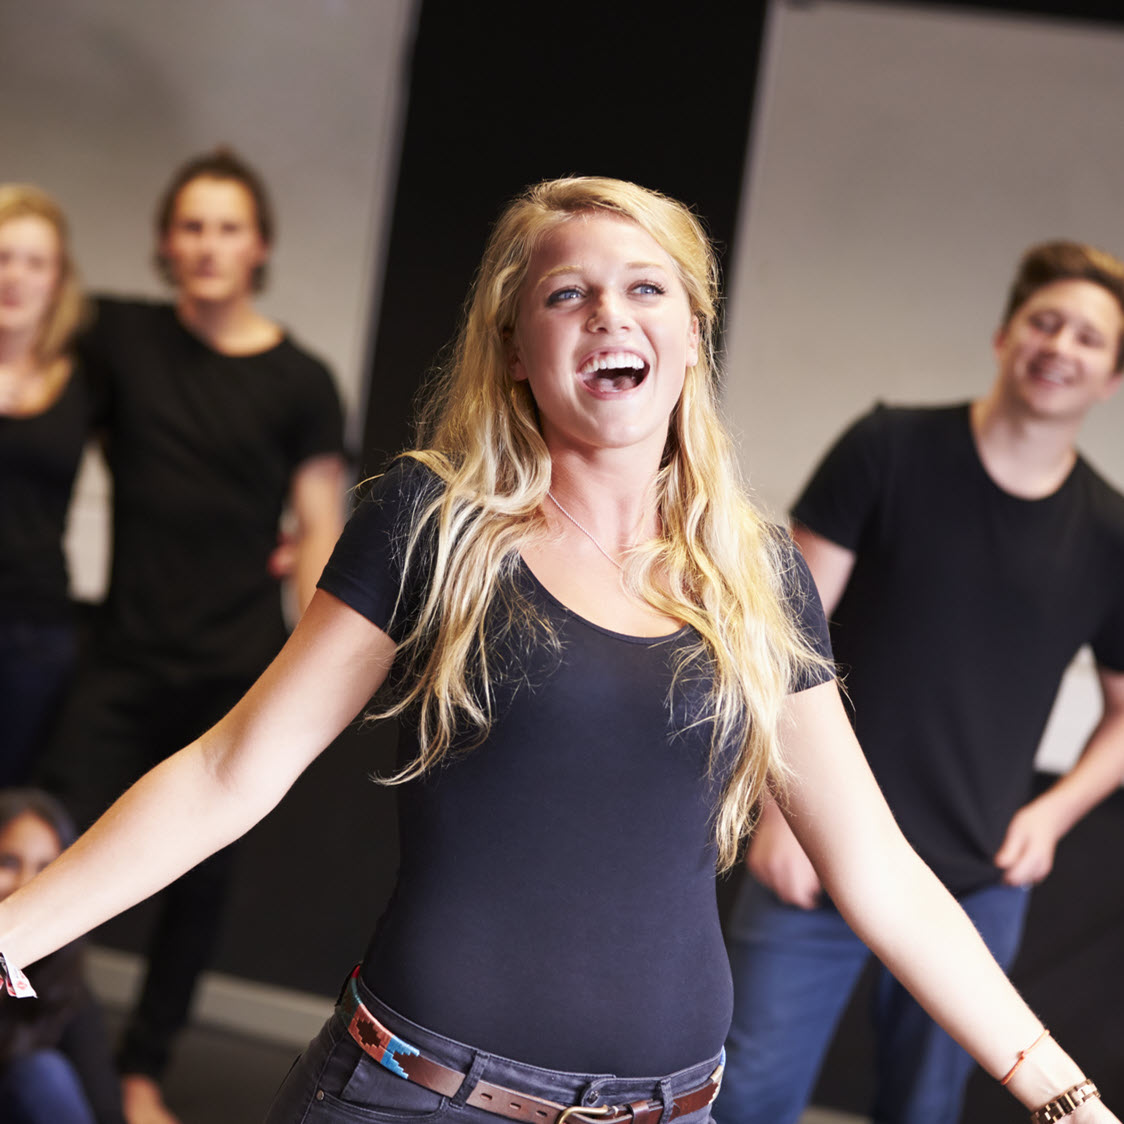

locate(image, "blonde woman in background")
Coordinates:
0 177 1115 1124
0 185 91 784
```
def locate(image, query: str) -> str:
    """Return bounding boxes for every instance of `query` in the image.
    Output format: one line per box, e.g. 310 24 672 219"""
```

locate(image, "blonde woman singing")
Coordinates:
0 178 1113 1124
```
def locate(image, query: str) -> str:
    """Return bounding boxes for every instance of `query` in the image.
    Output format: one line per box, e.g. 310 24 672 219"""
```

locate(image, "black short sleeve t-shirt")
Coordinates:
0 368 93 622
792 402 1124 893
80 298 344 678
319 459 833 1077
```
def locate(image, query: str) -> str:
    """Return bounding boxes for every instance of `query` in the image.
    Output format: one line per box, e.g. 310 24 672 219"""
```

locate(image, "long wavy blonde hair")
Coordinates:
378 176 829 871
0 184 87 372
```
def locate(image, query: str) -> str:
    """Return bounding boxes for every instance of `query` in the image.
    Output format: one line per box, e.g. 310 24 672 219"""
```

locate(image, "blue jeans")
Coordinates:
716 876 1030 1124
0 1049 97 1124
267 972 723 1124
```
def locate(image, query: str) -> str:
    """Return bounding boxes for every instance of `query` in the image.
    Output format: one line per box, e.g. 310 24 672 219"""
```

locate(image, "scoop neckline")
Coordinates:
517 556 690 644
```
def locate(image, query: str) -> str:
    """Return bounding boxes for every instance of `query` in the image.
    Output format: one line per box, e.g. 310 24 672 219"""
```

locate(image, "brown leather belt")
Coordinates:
337 973 723 1124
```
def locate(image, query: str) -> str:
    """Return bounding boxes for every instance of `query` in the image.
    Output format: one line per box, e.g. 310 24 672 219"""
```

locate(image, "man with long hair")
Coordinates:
38 149 345 1124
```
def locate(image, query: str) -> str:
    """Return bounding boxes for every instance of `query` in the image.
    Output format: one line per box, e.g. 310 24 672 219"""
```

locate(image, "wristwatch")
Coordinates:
1030 1081 1100 1124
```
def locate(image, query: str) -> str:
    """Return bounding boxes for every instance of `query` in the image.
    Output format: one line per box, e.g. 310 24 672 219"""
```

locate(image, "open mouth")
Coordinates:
1028 359 1074 386
578 351 649 392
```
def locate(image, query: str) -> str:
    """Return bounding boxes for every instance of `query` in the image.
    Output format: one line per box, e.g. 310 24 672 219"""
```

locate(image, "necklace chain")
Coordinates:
547 490 624 571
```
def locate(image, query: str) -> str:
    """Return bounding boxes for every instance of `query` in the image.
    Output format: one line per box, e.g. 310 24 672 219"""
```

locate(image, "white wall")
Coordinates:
725 0 1124 771
0 0 416 597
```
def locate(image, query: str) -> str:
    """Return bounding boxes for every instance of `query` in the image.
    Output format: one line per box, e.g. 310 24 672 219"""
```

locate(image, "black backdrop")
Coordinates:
101 0 772 1006
99 0 1124 1115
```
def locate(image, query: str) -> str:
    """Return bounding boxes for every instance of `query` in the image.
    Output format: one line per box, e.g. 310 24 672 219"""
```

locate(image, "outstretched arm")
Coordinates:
780 679 1116 1120
0 590 395 971
996 664 1124 885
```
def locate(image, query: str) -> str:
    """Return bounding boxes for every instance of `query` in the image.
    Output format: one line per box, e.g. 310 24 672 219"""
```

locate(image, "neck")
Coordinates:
175 294 280 355
970 393 1080 499
547 453 662 550
0 327 38 369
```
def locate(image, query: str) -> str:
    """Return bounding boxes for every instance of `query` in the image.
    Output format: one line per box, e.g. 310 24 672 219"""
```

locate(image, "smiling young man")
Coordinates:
719 241 1124 1124
37 149 346 1124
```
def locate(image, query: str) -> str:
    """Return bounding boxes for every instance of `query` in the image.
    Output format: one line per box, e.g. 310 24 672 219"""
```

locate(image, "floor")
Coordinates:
104 1007 298 1124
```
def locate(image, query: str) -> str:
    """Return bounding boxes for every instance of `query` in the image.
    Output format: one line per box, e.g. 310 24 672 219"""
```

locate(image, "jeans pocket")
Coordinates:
327 1050 452 1123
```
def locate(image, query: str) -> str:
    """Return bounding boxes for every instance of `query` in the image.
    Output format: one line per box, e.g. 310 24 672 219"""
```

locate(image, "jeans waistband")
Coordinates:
341 968 724 1114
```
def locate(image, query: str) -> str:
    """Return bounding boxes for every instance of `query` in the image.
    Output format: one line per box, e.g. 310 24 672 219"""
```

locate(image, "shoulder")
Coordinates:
853 399 967 440
320 456 446 633
273 334 335 382
355 455 445 519
267 336 343 414
1072 456 1124 541
89 295 174 331
838 400 971 471
81 297 176 358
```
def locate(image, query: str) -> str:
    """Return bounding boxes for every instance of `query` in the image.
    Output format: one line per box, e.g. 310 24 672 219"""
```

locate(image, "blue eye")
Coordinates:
546 287 582 306
633 281 666 296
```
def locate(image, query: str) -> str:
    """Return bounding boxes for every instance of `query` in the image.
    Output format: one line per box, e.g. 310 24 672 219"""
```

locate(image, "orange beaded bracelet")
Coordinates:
1001 1027 1051 1086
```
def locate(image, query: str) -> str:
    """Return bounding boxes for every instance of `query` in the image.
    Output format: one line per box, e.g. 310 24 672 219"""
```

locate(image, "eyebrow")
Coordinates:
537 260 670 284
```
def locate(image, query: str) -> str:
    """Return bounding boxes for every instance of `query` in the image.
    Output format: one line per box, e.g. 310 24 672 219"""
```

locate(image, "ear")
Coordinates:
252 234 271 268
686 315 700 368
991 323 1011 369
507 330 528 382
1098 369 1124 404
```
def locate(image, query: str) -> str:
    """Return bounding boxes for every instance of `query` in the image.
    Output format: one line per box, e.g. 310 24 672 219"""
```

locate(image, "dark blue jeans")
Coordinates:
0 619 77 785
0 1049 97 1124
267 973 723 1124
716 876 1031 1124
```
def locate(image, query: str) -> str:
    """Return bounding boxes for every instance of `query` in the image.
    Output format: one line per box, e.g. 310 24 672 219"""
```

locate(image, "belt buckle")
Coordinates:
556 1105 619 1124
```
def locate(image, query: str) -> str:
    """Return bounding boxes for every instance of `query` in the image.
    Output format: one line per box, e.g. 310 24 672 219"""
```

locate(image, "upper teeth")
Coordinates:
580 352 645 374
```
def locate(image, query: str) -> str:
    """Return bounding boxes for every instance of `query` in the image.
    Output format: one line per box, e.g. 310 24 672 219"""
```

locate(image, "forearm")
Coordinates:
288 453 346 614
1030 712 1124 838
826 844 1089 1110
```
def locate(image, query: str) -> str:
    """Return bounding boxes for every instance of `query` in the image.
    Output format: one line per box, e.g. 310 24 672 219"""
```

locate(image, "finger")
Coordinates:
994 829 1026 869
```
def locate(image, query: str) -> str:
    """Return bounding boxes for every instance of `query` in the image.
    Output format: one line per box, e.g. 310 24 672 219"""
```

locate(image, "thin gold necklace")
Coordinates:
547 490 625 571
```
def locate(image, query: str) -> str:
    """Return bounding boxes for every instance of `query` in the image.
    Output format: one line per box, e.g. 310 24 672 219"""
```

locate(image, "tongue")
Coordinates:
594 368 641 391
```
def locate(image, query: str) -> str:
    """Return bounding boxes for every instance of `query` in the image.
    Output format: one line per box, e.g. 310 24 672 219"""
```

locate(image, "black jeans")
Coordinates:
38 656 250 1079
267 972 723 1124
0 618 77 784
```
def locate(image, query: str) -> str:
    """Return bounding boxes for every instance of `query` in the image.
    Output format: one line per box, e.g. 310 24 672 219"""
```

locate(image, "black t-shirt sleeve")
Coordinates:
1091 595 1124 672
784 546 835 692
791 404 890 550
285 351 345 466
317 458 440 641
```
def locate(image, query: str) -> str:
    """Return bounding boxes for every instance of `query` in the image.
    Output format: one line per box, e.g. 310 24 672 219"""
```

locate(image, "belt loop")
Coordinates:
656 1078 675 1124
579 1077 613 1107
452 1051 491 1108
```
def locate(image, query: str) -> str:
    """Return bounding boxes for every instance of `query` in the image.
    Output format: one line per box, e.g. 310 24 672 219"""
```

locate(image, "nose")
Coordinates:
1042 322 1080 355
586 289 629 333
